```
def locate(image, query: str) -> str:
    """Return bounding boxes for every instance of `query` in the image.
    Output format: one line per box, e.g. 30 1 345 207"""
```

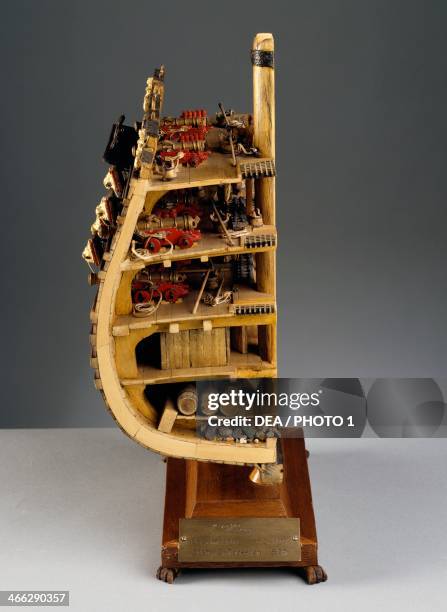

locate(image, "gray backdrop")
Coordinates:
1 0 446 427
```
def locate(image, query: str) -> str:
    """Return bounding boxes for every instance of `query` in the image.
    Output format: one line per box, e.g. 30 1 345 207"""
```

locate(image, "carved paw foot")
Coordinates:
300 565 327 585
156 566 179 584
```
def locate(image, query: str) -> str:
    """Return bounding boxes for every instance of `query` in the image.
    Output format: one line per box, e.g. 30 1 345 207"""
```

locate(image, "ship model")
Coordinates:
83 34 326 584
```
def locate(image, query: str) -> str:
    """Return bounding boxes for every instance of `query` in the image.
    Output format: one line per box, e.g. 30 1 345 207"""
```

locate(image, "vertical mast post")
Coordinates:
252 33 276 364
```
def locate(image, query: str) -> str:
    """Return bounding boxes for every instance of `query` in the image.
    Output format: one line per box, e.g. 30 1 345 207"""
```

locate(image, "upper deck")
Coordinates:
133 152 275 193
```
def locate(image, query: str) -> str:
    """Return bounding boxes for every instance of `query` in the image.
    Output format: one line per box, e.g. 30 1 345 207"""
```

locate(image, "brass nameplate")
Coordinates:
178 518 300 563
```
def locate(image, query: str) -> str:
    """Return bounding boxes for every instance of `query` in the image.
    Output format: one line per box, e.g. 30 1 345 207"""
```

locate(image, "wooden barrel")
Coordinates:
177 384 198 415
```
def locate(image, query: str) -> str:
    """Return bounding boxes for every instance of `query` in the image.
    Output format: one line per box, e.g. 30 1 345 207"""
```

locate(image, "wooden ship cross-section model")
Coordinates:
83 34 326 584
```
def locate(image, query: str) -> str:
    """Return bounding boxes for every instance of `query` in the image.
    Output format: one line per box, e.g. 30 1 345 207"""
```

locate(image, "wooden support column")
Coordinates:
115 270 137 315
252 33 276 364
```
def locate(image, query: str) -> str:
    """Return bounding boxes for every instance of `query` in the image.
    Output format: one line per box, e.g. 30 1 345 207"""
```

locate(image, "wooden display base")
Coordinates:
157 438 327 584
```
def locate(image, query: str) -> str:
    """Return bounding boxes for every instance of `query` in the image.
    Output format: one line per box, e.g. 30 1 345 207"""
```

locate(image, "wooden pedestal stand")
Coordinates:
156 438 327 584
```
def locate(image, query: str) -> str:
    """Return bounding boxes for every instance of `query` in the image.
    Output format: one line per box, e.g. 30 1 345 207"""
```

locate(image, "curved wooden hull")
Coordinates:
87 34 278 465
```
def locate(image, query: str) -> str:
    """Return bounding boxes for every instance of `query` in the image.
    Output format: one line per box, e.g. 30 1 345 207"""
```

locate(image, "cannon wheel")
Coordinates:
144 236 161 253
177 234 193 249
